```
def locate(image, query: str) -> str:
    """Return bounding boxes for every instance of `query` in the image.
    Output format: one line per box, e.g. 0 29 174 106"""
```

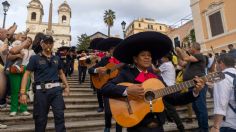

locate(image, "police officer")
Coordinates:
19 35 70 132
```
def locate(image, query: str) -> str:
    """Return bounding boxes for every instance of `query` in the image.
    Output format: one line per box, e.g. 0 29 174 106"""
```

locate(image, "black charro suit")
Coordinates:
88 56 122 131
101 66 198 132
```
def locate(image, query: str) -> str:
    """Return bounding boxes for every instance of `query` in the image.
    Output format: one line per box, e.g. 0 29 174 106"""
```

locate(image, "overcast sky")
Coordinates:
0 0 192 45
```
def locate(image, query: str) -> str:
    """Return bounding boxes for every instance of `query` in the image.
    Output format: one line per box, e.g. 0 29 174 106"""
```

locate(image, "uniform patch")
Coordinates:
53 59 58 64
39 59 46 65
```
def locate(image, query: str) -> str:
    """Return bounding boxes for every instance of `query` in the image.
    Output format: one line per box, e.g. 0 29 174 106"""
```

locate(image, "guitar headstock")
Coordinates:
205 72 225 83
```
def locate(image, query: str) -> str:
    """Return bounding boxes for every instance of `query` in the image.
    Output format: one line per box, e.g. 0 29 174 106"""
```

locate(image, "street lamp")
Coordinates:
2 1 10 28
121 21 126 38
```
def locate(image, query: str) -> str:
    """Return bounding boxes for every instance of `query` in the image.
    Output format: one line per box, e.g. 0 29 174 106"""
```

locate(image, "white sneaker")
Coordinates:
20 111 31 116
9 112 17 117
0 123 7 129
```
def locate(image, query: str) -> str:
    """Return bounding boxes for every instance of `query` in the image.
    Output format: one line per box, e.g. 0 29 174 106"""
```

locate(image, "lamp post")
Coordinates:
2 1 10 28
121 21 126 38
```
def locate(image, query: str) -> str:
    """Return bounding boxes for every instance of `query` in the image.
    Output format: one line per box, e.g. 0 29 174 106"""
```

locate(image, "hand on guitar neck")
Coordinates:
192 76 205 95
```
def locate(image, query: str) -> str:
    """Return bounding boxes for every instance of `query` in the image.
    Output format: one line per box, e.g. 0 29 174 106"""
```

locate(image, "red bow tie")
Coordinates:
109 57 120 64
135 71 157 83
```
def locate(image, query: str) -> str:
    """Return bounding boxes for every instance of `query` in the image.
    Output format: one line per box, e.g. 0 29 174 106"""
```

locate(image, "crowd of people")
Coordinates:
0 23 236 132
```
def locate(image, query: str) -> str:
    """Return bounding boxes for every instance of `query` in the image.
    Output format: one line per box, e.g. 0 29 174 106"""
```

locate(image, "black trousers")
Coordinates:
97 89 104 108
104 97 122 132
33 87 65 132
164 100 184 131
78 66 87 83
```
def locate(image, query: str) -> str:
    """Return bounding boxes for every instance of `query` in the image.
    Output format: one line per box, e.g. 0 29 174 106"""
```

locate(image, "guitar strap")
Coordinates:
224 72 236 114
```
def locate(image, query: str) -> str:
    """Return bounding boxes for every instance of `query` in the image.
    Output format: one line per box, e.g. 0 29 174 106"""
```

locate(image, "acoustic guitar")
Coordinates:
109 72 225 127
91 63 125 89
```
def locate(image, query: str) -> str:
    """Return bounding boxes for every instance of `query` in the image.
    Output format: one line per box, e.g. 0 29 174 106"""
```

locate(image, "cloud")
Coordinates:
1 0 191 45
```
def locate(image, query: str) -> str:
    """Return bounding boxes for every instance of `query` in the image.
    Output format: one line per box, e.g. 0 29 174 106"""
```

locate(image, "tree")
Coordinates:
76 34 91 51
182 29 196 48
103 9 116 37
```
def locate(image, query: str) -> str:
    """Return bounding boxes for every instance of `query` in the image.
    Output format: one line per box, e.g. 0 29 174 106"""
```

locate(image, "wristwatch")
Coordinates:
19 93 27 96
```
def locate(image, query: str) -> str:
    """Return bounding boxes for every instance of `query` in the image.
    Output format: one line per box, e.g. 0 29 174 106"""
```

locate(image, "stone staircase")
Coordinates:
0 73 213 132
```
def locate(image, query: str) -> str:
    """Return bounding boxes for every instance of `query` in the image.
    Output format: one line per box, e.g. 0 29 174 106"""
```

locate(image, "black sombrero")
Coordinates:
97 37 123 51
77 49 88 54
88 38 104 49
113 31 173 64
58 46 70 52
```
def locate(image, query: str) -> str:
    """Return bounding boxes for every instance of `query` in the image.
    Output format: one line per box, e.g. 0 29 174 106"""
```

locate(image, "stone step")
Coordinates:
0 111 104 125
0 104 99 113
0 117 213 132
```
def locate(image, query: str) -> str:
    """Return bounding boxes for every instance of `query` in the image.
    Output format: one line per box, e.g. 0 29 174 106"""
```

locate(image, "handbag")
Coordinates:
9 65 24 74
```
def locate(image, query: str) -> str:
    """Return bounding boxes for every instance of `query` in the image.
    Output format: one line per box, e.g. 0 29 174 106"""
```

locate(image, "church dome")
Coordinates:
58 1 71 12
28 0 44 15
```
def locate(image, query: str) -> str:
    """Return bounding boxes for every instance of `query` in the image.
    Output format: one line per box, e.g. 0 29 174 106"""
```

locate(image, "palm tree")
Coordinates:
103 9 116 37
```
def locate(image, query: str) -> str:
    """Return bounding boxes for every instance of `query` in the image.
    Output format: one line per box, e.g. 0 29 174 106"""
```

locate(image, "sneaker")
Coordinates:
9 112 17 117
104 127 110 132
20 111 31 116
0 104 7 109
0 123 7 129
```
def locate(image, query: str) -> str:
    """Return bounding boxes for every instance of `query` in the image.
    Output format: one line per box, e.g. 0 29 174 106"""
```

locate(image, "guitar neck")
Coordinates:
108 63 125 73
153 73 220 98
155 80 195 97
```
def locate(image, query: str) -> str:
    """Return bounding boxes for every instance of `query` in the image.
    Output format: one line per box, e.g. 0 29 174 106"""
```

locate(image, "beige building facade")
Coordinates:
190 0 236 53
89 32 108 40
125 18 169 37
26 0 71 50
167 20 194 48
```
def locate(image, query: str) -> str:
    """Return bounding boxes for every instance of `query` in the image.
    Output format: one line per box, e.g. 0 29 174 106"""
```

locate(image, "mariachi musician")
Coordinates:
101 32 205 132
57 46 69 76
77 50 88 84
88 37 123 132
87 38 104 93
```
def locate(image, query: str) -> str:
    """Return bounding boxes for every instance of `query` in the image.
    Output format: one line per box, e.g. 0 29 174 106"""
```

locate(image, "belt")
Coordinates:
36 82 60 90
146 122 159 128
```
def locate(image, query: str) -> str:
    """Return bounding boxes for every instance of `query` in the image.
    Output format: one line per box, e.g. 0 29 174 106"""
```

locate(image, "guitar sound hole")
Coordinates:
145 91 155 101
106 69 111 74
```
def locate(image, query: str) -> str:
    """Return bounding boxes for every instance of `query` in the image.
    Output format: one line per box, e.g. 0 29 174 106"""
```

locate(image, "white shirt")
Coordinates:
21 49 35 66
0 40 9 64
207 57 214 69
213 68 236 129
159 61 176 86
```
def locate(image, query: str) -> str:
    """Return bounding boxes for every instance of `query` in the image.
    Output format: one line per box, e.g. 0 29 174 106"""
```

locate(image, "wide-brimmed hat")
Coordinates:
88 38 104 50
97 37 122 51
113 31 173 64
58 46 70 52
77 49 88 54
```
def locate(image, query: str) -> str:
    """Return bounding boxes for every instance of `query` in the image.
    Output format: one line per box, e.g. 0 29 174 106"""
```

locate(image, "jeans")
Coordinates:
192 85 209 132
220 127 236 132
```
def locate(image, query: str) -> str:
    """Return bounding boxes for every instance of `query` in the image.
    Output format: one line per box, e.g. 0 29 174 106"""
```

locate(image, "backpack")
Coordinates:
224 72 236 113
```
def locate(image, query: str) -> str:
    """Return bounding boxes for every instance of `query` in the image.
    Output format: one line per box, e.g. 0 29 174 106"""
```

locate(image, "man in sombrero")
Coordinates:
101 31 205 132
88 37 123 132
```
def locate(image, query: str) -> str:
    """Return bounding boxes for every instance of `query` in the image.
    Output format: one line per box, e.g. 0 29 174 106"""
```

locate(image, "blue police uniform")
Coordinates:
27 53 66 132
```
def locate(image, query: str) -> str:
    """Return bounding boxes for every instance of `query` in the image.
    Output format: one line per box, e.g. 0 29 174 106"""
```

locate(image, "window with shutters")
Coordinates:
209 11 224 37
